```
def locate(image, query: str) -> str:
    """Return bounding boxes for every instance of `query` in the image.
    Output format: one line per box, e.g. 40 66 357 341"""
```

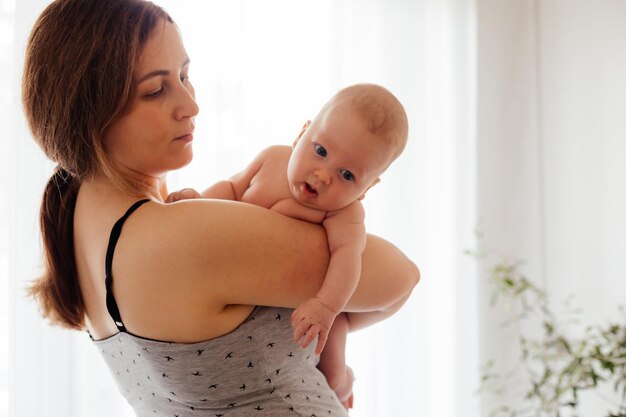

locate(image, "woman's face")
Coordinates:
102 20 199 179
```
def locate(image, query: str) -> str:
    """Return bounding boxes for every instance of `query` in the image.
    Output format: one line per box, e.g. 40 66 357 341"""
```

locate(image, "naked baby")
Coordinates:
168 83 408 405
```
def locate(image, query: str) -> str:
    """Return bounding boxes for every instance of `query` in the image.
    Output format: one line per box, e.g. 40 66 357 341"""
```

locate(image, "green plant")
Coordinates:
475 254 626 417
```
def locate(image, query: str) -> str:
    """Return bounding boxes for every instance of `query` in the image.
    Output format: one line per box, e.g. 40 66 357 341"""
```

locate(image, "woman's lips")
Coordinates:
174 132 194 142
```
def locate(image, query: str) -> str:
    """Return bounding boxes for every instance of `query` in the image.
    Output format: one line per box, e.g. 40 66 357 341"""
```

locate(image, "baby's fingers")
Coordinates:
291 309 302 328
166 188 201 203
165 191 182 203
299 324 320 349
314 328 329 356
166 190 190 203
293 320 309 344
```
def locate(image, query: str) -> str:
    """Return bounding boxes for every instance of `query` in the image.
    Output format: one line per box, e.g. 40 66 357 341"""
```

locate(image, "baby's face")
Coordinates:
287 103 393 212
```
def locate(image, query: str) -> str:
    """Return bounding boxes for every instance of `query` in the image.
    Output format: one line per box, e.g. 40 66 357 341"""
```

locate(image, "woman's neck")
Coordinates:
84 170 169 203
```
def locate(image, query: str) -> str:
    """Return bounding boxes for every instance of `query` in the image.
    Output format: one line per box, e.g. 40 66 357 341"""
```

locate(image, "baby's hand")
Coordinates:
165 188 202 203
291 297 338 355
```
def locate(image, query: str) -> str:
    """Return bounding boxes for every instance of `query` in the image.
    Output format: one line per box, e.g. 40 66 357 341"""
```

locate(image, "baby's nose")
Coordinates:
314 168 331 185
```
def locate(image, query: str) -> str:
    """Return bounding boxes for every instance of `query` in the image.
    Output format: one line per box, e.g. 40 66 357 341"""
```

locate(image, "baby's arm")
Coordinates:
317 202 366 313
168 146 278 202
200 148 273 200
291 201 366 354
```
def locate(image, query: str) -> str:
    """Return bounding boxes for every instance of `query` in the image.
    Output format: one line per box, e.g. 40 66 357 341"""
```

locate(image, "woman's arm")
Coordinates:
139 198 419 313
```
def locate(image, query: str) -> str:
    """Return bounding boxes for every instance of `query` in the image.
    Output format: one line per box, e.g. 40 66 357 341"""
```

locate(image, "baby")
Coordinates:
168 83 408 400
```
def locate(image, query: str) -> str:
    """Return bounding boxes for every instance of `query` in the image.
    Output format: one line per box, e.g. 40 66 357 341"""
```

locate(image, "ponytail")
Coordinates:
28 166 84 329
22 0 172 329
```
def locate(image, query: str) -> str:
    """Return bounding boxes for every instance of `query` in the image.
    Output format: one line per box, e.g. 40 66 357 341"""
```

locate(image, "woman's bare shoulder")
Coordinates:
116 197 418 314
104 199 285 341
120 198 329 304
134 198 323 252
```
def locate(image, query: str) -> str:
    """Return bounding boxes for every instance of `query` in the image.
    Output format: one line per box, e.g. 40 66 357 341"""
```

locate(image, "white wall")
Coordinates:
539 0 626 321
539 1 626 414
476 0 626 415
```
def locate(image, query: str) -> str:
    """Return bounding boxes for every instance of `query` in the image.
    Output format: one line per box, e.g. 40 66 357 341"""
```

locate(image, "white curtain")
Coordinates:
2 1 476 416
0 0 15 413
475 1 626 416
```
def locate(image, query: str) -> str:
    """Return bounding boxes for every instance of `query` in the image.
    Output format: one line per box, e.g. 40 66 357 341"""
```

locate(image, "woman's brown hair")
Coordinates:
22 0 172 329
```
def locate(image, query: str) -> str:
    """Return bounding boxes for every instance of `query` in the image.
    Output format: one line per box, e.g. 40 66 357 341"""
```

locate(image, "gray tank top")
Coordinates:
91 200 347 417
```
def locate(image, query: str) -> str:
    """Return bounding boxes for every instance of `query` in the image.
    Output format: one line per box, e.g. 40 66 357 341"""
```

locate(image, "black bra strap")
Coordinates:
105 199 151 332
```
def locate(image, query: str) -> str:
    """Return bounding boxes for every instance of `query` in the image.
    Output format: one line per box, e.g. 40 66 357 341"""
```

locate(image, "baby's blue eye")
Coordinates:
315 144 327 157
340 169 355 181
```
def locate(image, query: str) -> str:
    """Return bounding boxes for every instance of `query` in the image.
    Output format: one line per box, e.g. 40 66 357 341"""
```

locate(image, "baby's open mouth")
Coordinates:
304 183 318 196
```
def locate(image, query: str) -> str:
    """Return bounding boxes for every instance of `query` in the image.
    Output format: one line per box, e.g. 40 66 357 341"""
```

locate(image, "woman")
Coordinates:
23 0 419 416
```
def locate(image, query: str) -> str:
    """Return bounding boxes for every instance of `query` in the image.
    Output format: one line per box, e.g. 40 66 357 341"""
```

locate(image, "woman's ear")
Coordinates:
292 120 311 147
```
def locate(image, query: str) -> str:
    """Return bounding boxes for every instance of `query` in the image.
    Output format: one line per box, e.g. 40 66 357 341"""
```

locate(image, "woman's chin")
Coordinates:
173 149 194 170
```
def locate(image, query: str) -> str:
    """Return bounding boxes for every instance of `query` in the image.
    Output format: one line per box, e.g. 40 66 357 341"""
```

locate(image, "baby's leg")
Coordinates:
318 292 413 409
317 313 353 406
345 291 412 332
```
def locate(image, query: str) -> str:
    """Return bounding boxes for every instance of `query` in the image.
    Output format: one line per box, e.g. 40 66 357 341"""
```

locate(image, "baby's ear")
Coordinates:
357 178 381 200
292 120 312 147
292 120 311 148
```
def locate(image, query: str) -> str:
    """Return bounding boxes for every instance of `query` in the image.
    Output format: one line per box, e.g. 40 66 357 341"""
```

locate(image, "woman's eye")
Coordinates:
314 144 327 157
144 88 163 99
181 74 189 83
340 169 355 181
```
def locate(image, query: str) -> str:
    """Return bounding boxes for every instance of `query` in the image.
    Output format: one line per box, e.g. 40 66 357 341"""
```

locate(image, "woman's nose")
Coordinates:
174 83 200 121
314 168 331 185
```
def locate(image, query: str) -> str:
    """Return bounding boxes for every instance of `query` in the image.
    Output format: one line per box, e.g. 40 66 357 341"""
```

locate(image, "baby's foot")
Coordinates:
327 366 354 409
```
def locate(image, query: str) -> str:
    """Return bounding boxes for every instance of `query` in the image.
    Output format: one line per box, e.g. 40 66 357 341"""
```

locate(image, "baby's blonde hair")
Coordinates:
319 84 408 165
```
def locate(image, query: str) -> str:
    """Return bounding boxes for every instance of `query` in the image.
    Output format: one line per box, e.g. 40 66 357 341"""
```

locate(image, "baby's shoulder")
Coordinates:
251 145 291 176
257 144 292 161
